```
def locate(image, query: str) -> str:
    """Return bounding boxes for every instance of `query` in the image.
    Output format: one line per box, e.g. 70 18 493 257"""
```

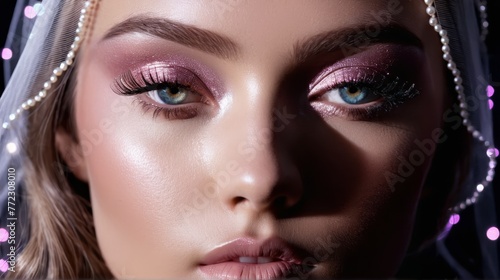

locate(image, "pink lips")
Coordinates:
199 237 311 279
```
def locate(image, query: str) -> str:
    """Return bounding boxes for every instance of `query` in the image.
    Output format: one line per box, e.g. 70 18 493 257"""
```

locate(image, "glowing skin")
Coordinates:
57 0 449 278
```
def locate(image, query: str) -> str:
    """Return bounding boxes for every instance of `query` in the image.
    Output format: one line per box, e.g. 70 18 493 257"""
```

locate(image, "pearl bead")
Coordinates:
39 90 47 97
66 58 74 66
22 103 28 110
50 75 58 83
34 96 41 102
439 30 447 37
9 114 16 121
441 37 449 44
424 0 434 5
44 82 52 90
53 67 63 76
426 6 435 15
27 99 35 106
60 62 68 71
454 77 463 84
443 53 452 61
442 45 450 53
2 123 9 129
434 24 442 32
429 17 438 27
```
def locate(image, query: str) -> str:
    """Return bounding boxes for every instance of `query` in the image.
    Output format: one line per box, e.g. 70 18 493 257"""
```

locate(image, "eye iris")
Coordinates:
340 86 368 104
157 85 188 105
347 86 361 96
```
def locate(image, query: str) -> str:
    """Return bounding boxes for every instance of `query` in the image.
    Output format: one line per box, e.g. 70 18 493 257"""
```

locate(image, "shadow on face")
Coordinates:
54 0 457 278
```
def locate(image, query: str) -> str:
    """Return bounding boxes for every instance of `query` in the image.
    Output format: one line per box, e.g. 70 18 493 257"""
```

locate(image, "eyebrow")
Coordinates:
292 23 423 64
102 15 240 60
102 16 422 65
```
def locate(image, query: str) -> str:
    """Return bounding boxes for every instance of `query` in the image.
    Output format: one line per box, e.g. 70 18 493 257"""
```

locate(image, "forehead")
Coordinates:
89 0 429 53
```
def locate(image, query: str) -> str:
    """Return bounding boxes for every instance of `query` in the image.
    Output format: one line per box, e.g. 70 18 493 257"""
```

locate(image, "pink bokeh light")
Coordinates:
24 5 37 19
449 214 460 225
0 228 8 242
0 259 8 273
486 227 499 241
487 85 495 97
1 48 12 60
489 99 494 110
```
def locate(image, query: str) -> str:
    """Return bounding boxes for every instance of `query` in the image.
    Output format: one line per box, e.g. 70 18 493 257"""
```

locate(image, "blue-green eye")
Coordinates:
325 85 380 105
146 84 201 105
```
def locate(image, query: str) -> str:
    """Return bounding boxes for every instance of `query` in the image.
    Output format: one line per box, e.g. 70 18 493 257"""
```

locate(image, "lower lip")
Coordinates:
199 261 304 280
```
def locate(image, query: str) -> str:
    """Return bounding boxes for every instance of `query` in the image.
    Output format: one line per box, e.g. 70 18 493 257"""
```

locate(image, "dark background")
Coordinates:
0 0 499 277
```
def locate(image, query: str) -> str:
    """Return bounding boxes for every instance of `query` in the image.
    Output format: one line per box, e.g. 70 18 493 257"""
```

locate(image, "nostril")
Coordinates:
231 196 247 206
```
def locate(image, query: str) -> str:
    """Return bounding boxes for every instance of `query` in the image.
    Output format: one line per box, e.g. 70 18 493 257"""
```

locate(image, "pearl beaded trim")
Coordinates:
478 0 489 41
424 0 496 213
1 0 97 130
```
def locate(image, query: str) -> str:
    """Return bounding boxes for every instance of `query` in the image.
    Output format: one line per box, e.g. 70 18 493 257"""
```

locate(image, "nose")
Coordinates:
205 83 303 214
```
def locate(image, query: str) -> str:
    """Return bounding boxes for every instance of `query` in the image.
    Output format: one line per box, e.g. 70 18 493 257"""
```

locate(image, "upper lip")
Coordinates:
199 237 306 265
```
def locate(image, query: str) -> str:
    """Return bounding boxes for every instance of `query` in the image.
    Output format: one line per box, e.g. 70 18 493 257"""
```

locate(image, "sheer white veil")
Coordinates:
0 0 497 278
431 0 498 278
0 0 82 212
0 0 86 276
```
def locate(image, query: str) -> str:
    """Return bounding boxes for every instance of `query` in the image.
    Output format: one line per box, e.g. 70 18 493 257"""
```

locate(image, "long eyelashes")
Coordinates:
112 68 147 95
111 66 195 96
111 65 210 120
309 68 420 119
111 64 420 121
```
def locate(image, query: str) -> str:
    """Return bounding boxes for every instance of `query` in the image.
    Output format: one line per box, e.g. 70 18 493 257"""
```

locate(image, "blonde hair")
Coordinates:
7 60 113 278
4 0 112 277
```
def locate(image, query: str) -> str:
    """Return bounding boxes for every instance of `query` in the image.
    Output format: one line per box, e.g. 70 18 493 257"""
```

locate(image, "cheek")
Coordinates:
75 66 207 276
318 86 445 275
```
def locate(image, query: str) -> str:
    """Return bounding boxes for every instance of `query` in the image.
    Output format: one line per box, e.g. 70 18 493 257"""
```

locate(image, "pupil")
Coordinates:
347 86 359 95
169 86 180 95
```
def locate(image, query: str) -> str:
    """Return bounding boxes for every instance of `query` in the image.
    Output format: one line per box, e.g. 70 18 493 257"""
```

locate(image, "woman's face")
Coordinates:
61 0 448 278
